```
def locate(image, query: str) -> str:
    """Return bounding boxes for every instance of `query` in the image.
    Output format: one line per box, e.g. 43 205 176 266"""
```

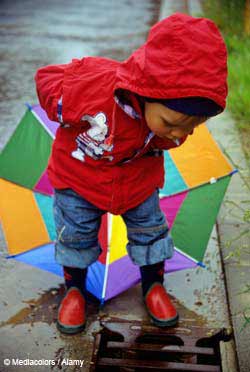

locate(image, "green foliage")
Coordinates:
203 0 250 131
226 35 250 129
203 0 245 35
243 208 250 223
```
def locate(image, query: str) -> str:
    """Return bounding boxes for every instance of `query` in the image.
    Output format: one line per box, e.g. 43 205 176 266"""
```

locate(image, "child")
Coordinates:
35 13 227 334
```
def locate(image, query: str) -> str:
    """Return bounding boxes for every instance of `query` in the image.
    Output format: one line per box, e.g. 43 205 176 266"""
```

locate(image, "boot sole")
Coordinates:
56 320 86 335
144 299 179 327
150 313 179 327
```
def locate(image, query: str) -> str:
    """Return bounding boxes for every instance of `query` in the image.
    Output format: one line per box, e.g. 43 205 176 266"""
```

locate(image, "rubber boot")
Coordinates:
140 261 179 327
57 286 86 334
57 266 87 334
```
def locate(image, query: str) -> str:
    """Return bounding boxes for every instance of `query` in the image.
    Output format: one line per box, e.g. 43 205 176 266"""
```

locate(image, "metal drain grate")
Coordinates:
90 319 232 371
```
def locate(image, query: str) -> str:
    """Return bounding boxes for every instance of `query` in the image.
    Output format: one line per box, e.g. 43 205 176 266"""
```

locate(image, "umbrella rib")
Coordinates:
27 105 56 140
101 213 112 305
174 246 206 268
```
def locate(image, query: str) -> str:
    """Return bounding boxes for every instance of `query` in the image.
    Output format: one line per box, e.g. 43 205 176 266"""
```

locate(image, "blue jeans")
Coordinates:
53 188 174 268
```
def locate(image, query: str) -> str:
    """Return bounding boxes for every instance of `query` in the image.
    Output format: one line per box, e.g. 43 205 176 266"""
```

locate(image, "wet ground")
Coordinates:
0 0 160 150
0 0 232 371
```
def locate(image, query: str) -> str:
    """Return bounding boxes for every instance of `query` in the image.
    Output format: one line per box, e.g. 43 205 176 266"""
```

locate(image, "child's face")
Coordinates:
144 102 206 141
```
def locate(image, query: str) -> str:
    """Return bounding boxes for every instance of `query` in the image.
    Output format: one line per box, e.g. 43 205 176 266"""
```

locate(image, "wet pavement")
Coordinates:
0 0 234 371
0 0 160 150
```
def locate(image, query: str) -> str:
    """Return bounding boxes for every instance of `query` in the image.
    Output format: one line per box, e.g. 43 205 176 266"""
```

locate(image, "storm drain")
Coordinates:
90 319 232 371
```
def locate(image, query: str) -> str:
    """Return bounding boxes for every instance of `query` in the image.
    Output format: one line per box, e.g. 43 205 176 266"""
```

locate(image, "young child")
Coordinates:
35 13 227 334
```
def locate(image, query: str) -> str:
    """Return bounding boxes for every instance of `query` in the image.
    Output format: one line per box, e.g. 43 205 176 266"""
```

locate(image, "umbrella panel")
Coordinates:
0 110 52 189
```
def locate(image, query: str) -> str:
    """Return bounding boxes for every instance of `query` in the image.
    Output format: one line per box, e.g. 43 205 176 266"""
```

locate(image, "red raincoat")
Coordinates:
35 13 227 215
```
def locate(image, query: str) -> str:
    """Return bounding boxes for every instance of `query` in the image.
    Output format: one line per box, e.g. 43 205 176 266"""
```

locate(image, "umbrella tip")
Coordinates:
25 102 32 110
99 298 105 309
197 261 206 268
230 169 238 176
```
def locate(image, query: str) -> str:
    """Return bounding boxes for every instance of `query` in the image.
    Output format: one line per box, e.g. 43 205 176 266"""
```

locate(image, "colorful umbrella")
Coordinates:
0 105 236 303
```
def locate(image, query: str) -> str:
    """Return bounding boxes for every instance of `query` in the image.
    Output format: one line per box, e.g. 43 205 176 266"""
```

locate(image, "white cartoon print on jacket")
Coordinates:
71 112 113 162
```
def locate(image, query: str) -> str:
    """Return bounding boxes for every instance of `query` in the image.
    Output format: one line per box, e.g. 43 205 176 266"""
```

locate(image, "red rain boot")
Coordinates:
144 283 179 327
57 287 86 334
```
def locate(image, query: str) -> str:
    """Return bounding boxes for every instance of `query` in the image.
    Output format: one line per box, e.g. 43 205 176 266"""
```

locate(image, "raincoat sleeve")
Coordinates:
35 64 66 123
150 135 187 150
35 59 84 126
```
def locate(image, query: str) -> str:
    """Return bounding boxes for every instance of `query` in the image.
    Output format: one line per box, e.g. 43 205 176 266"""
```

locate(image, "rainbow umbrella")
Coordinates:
0 105 236 302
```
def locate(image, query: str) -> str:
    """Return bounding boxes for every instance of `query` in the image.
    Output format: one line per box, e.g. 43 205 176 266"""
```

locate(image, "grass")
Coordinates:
202 0 250 161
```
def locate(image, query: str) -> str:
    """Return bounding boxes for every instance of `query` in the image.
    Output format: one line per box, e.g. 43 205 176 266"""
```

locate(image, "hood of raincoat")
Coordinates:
115 13 228 109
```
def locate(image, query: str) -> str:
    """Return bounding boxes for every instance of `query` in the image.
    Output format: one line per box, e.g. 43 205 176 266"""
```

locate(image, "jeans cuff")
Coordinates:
127 235 174 267
55 241 102 269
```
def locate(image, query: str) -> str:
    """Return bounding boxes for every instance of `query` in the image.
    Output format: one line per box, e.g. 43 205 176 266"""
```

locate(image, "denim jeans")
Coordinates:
53 188 174 268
